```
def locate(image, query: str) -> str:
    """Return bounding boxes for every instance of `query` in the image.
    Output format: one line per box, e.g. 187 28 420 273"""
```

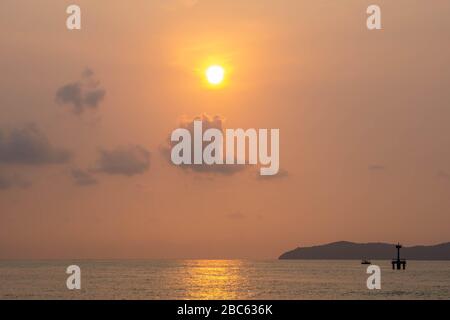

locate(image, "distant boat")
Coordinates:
361 259 371 265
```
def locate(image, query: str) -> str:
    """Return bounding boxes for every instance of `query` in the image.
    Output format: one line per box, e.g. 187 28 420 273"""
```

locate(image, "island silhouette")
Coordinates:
279 241 450 260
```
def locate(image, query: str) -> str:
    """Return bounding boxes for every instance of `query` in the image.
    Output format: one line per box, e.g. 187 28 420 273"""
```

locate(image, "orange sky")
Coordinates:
0 0 449 259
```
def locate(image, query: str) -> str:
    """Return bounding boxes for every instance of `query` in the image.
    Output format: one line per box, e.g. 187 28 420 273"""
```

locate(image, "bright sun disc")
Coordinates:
206 65 225 85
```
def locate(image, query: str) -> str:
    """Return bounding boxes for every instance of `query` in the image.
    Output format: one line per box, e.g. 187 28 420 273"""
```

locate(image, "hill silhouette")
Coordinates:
279 241 450 260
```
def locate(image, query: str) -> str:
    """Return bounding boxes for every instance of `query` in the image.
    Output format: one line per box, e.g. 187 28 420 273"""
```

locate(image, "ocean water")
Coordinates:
0 260 449 300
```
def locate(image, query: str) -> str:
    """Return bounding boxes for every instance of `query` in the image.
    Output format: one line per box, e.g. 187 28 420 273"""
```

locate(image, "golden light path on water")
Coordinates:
181 260 247 300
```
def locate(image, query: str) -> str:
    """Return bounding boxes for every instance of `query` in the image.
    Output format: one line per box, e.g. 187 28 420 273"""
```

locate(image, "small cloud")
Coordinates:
96 145 150 176
83 90 105 109
71 169 98 186
56 68 106 115
0 124 71 165
82 68 94 78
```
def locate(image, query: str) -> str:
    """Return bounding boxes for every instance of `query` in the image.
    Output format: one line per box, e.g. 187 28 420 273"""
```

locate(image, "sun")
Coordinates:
205 65 225 85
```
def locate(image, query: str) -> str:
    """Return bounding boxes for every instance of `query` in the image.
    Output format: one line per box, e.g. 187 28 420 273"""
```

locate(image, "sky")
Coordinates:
0 0 449 259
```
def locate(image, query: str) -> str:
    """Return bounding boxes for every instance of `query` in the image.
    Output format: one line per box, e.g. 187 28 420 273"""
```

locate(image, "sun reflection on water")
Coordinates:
181 260 247 300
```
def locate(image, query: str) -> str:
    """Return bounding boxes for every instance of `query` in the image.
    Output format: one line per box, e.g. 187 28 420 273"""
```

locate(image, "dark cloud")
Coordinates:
71 169 98 186
161 114 246 175
96 145 150 176
56 68 106 115
0 124 71 165
0 173 31 190
82 68 94 78
83 90 105 109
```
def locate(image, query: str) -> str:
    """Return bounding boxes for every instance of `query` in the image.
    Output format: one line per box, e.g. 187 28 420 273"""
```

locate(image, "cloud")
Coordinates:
161 114 246 175
71 169 98 186
96 145 150 176
0 173 30 190
0 124 71 165
56 68 106 115
82 68 94 78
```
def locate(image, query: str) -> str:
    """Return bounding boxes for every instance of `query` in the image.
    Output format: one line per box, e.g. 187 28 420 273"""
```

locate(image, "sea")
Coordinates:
0 260 449 299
